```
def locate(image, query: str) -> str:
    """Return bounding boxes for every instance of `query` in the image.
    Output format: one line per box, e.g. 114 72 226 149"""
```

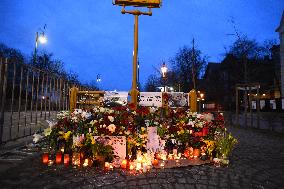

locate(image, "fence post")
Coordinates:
70 86 78 113
189 89 197 112
0 58 8 143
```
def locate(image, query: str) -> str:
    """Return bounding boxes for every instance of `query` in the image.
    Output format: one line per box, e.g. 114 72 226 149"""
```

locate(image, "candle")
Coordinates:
143 163 147 173
168 154 174 160
64 154 70 165
173 149 178 156
83 159 89 167
60 147 65 153
56 152 62 164
160 162 165 169
72 152 80 166
105 162 110 170
136 162 142 171
48 160 54 166
152 159 159 166
129 163 134 170
42 153 49 164
121 159 127 169
109 164 113 170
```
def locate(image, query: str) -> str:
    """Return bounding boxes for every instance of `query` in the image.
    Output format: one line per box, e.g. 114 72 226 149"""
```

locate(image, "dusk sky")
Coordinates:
0 0 283 91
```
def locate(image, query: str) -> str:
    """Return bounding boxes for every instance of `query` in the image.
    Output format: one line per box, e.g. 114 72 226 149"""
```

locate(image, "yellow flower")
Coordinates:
63 131 72 141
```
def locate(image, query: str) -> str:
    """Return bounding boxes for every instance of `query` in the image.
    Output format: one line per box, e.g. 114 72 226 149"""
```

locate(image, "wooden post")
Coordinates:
236 86 239 126
70 86 78 112
256 86 260 129
189 89 197 112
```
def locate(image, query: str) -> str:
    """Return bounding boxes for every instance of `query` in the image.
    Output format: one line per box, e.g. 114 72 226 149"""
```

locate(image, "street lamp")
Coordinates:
34 25 47 64
161 62 167 92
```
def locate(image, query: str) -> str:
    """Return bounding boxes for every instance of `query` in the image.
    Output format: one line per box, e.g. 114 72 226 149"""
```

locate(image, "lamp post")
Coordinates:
161 62 167 92
33 25 47 64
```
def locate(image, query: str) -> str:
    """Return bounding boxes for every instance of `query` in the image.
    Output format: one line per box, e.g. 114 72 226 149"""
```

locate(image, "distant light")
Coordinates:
161 63 167 78
262 94 266 96
42 96 45 100
38 34 47 44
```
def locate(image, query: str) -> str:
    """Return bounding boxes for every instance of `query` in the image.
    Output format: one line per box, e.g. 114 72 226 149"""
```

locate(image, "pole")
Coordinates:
129 14 139 109
34 32 38 64
236 86 239 126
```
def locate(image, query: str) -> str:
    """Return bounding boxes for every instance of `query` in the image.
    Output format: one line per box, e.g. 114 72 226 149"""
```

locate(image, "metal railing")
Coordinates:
0 57 86 144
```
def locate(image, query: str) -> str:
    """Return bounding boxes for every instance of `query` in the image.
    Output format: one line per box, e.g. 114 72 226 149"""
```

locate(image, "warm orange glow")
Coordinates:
105 162 110 170
64 154 70 165
83 159 89 167
121 159 127 169
56 152 62 164
42 153 49 164
152 159 159 166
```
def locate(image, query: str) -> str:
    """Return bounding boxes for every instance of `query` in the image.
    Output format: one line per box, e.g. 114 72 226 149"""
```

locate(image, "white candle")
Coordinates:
136 162 142 171
143 163 147 173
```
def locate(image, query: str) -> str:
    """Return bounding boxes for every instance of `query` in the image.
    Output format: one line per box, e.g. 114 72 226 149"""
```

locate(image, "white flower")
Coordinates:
197 114 202 119
90 120 97 125
107 124 116 133
71 117 78 122
33 133 43 143
82 111 92 119
99 107 105 113
125 131 130 135
141 127 146 132
108 116 114 122
43 127 51 136
188 121 194 126
145 120 150 127
149 107 157 113
203 113 214 122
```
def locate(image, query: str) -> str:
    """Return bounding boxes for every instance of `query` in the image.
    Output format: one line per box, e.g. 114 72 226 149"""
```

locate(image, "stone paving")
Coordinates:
0 126 284 189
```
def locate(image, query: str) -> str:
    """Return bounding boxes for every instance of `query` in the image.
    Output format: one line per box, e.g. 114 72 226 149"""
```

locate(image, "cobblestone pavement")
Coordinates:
0 126 284 189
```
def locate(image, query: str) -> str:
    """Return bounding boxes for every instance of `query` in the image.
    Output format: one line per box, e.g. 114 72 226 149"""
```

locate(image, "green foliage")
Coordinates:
216 133 237 158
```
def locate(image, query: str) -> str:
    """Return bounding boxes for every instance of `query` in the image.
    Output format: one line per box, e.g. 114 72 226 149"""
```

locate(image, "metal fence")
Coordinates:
0 57 86 144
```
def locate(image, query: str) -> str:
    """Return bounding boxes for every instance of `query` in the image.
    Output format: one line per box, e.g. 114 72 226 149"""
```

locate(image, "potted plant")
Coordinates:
216 132 237 165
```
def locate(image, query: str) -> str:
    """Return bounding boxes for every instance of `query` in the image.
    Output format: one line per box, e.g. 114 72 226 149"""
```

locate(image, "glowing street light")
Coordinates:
38 34 47 44
34 24 47 64
161 62 167 92
161 62 167 78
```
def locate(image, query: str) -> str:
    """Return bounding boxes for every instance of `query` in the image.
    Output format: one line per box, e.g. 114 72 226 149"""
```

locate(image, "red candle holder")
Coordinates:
64 154 70 165
42 153 49 164
56 152 62 164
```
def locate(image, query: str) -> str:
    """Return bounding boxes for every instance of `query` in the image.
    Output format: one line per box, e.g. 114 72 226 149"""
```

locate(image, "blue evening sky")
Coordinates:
0 0 283 91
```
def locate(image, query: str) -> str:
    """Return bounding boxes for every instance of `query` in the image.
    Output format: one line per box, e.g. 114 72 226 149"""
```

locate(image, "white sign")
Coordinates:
139 92 162 107
104 91 128 106
94 136 126 159
260 100 265 110
251 101 256 109
269 100 276 110
147 127 160 153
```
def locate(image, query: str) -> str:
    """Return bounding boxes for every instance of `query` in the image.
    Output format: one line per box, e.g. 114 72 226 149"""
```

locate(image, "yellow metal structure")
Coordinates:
189 89 197 112
70 87 78 112
114 4 157 110
113 0 162 8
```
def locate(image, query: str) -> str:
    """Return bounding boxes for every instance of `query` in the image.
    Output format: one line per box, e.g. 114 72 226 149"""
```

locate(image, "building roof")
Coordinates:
276 11 284 32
